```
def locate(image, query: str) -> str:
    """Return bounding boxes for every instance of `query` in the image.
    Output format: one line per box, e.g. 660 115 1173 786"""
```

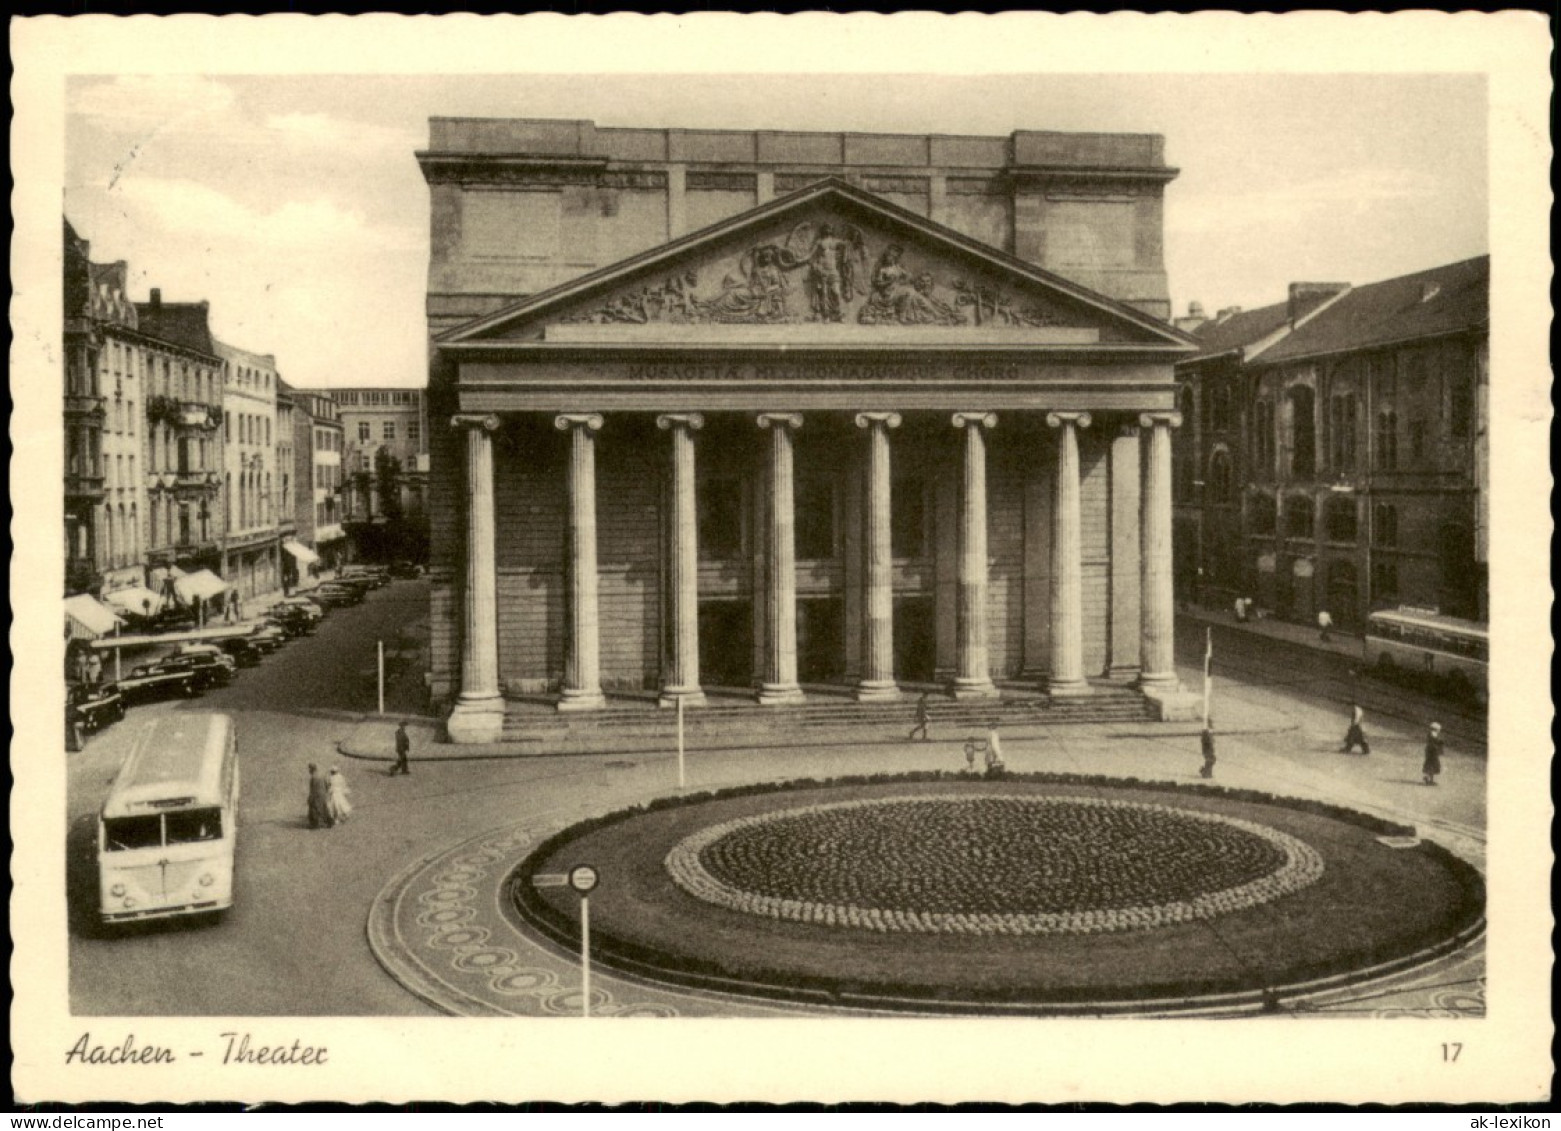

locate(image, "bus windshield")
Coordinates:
166 808 223 843
103 815 162 851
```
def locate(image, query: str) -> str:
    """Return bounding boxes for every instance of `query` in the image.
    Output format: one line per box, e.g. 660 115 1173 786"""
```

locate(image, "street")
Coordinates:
69 583 1485 1016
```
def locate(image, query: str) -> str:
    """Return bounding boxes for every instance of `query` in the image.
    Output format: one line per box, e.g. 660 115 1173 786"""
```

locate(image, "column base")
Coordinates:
1106 664 1143 681
658 687 708 709
950 677 999 700
557 687 608 713
446 695 505 744
854 680 902 703
1048 677 1093 698
757 682 806 706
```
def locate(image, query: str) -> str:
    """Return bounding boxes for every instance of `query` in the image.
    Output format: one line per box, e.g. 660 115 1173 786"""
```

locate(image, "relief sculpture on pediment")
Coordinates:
558 221 1074 329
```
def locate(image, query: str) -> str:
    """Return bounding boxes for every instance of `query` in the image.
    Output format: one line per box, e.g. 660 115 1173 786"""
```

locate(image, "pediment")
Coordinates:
440 180 1192 350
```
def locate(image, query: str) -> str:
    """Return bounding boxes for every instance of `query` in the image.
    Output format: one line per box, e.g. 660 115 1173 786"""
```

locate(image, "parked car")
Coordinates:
265 610 313 639
216 636 265 667
274 596 325 621
388 560 425 580
69 682 125 732
311 584 364 608
339 565 390 588
153 650 236 691
246 624 288 652
118 664 202 704
325 575 376 597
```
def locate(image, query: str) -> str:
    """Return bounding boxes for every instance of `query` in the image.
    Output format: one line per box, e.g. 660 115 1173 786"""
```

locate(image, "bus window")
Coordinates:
166 808 223 844
104 816 162 851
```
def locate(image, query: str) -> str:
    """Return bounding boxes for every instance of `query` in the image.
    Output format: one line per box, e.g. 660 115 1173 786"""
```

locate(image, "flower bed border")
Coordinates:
511 772 1483 1012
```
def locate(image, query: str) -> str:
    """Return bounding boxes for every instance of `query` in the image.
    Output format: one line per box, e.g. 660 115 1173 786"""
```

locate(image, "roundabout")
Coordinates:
512 773 1485 1013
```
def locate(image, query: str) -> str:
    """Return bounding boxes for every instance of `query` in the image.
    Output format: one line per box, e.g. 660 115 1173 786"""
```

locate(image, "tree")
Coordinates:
374 448 404 523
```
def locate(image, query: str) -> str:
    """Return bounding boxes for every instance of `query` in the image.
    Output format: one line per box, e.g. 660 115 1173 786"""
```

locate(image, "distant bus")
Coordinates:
98 713 240 925
1363 607 1488 705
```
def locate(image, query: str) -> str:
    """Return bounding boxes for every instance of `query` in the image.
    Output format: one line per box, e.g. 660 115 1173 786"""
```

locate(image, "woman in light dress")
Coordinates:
327 766 353 824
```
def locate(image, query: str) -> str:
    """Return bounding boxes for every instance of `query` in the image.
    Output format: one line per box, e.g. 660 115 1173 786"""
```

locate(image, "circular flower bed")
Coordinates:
666 794 1324 935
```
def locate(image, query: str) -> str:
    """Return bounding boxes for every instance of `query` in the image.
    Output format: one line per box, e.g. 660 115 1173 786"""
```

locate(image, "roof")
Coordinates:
1185 300 1294 362
103 714 233 818
1258 256 1488 365
133 299 218 358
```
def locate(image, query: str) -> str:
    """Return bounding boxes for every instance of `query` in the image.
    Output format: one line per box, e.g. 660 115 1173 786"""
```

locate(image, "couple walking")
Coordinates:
307 764 352 829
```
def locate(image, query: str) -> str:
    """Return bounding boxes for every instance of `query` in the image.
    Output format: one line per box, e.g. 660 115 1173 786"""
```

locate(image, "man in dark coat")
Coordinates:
908 693 931 742
1340 703 1371 755
1200 724 1217 779
307 763 333 829
391 720 412 776
1422 723 1444 786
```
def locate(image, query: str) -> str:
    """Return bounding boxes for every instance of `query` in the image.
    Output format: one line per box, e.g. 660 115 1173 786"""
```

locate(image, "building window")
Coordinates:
359 421 371 441
408 419 420 445
1375 411 1398 470
1253 400 1274 475
1449 361 1474 439
1329 393 1357 472
1210 385 1232 433
1373 503 1398 547
383 421 396 441
1207 450 1233 503
1284 495 1315 540
892 478 929 559
1286 385 1316 479
1409 418 1426 462
795 478 835 560
1250 493 1277 536
1372 560 1398 604
1324 497 1357 542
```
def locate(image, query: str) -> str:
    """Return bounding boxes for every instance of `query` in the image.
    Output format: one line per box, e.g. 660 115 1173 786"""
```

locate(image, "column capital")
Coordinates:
757 412 803 431
450 413 500 433
656 413 705 432
1046 411 1093 430
854 411 902 430
555 412 604 433
952 412 998 431
1138 410 1184 430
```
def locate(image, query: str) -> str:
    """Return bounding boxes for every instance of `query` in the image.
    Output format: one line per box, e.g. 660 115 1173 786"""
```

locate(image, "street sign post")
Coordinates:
568 865 599 1018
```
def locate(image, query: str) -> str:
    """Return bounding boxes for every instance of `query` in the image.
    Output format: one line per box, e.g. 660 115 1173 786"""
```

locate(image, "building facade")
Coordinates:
1173 256 1489 629
216 340 283 601
327 387 430 524
286 386 347 569
133 290 226 582
420 118 1199 742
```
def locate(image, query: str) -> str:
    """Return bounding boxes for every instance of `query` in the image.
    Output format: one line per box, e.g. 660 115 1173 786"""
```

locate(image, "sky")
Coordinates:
64 71 1488 390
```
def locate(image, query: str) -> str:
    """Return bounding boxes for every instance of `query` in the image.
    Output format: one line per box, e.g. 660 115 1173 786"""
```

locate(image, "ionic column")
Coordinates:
1047 411 1092 697
1139 411 1183 689
952 412 999 699
446 413 504 743
855 412 902 701
757 413 805 705
657 414 706 708
556 413 606 711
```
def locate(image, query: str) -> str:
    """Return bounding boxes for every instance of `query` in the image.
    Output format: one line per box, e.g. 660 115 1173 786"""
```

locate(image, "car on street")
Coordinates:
388 559 425 579
153 650 236 691
339 565 390 588
247 624 289 652
274 596 325 621
310 584 364 608
267 604 317 632
69 682 125 733
118 663 202 704
215 636 266 666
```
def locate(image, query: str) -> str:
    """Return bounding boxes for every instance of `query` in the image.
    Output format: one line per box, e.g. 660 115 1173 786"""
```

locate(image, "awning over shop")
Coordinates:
65 594 123 640
103 585 163 617
174 568 229 604
283 539 320 565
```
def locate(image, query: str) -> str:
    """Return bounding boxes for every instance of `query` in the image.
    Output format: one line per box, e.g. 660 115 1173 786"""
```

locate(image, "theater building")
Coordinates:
419 118 1199 742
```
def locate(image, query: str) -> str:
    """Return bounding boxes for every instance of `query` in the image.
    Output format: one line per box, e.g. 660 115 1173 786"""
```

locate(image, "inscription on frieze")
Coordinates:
623 361 1026 383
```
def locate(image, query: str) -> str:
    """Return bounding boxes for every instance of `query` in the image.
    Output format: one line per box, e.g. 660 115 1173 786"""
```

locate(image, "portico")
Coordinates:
426 178 1198 742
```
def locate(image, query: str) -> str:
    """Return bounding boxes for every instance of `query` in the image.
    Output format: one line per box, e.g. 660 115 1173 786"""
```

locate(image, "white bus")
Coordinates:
98 713 240 925
1364 607 1488 704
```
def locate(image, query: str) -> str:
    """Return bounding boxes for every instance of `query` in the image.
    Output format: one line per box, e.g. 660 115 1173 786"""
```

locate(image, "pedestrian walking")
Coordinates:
391 720 412 776
306 763 333 829
908 692 931 742
1340 703 1371 755
1317 609 1334 642
1200 723 1217 778
1422 722 1444 786
984 724 1006 778
1233 596 1248 623
327 766 353 824
84 650 103 689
